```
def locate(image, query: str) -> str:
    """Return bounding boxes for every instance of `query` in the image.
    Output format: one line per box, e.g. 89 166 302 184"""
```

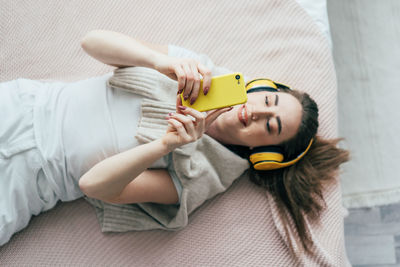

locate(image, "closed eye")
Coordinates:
266 119 281 135
265 94 281 135
266 119 271 133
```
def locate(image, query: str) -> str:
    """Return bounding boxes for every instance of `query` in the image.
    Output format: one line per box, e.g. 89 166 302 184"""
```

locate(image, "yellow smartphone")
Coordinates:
180 72 247 112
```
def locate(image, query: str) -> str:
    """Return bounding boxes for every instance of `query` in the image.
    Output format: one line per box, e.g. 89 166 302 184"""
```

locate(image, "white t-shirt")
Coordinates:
34 72 152 201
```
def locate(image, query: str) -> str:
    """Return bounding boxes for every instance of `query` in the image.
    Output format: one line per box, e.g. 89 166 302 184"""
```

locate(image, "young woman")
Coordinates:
0 30 348 257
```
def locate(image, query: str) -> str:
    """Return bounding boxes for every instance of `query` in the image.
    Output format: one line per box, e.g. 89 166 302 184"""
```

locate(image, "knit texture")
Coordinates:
0 0 350 266
86 66 251 231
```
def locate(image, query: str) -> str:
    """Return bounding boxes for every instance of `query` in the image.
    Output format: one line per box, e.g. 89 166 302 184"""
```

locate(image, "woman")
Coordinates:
0 30 348 257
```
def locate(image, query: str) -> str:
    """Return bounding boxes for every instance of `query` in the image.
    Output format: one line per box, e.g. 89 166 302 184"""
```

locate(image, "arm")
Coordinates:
81 30 212 102
103 169 179 205
80 29 168 68
79 96 232 204
79 138 171 201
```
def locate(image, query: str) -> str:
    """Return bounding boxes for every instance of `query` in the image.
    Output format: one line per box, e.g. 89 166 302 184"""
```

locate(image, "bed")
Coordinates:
0 0 350 265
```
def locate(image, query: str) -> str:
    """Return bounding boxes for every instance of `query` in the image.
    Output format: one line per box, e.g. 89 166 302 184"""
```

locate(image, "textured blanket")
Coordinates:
0 0 350 266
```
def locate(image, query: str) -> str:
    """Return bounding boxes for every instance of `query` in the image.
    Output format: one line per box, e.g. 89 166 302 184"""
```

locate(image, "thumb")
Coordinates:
176 94 184 114
205 106 233 128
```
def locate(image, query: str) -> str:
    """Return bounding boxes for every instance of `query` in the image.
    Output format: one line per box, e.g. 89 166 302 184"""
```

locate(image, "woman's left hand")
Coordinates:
161 95 232 152
155 55 212 104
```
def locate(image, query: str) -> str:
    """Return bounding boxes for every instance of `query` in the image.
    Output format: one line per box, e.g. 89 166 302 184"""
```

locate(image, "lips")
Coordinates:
238 104 247 126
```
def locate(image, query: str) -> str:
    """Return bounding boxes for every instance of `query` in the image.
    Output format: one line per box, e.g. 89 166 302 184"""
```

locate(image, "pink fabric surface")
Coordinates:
0 0 350 266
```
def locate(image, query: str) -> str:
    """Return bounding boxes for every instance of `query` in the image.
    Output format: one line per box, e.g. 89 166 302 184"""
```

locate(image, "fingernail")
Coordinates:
190 99 195 105
204 87 209 95
178 105 187 110
184 95 188 100
165 116 170 120
228 107 233 110
168 112 174 116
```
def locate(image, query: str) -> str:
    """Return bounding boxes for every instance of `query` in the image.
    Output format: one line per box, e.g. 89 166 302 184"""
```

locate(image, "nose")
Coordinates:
249 105 276 121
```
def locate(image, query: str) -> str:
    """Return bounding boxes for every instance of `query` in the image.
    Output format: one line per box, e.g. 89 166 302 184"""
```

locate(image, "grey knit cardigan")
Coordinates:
85 63 250 232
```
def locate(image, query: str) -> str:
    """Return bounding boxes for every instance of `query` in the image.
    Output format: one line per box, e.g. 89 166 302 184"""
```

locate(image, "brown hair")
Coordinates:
225 89 349 258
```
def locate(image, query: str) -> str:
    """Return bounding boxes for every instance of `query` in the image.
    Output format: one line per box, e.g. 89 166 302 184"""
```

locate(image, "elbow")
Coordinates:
78 177 117 203
78 175 94 198
78 174 116 202
80 30 96 51
80 29 105 51
78 176 89 196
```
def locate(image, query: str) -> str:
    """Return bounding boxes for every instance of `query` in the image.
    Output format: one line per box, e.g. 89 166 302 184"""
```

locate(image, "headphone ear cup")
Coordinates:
249 146 285 170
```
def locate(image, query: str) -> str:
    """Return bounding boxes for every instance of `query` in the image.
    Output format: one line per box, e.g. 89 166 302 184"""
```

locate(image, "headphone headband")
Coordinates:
249 139 314 171
246 87 277 94
246 78 313 171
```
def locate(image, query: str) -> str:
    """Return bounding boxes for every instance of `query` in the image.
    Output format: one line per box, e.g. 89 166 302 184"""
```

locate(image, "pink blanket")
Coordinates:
0 0 350 265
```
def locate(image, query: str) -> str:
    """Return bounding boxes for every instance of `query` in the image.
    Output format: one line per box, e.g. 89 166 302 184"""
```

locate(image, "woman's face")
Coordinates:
208 91 303 148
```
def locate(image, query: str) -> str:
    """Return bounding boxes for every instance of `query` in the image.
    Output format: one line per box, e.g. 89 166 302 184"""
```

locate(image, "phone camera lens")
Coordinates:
235 75 240 80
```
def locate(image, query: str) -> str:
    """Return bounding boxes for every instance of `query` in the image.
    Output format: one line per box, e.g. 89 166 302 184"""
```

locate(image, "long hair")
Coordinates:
225 89 350 258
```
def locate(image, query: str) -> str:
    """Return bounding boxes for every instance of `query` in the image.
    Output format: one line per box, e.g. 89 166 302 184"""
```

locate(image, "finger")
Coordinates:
182 64 194 101
189 64 201 105
197 63 212 95
205 107 233 128
166 120 176 132
167 72 178 81
177 105 206 132
176 94 184 114
168 113 197 138
174 65 186 94
206 106 233 118
167 118 193 142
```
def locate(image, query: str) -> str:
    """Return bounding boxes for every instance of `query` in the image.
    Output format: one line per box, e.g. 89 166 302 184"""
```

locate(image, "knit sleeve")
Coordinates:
166 153 183 205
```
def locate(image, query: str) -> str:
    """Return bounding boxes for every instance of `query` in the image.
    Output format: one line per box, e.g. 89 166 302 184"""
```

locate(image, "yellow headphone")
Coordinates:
245 78 314 171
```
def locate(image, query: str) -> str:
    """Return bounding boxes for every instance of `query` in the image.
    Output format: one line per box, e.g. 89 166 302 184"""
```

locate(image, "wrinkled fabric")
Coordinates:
0 79 58 246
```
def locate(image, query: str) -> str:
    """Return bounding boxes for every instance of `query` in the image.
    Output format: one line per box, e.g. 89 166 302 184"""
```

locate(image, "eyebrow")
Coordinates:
277 116 282 135
275 94 281 135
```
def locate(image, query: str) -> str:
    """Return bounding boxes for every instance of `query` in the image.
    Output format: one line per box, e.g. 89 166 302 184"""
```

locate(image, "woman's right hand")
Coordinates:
155 55 212 105
161 95 232 152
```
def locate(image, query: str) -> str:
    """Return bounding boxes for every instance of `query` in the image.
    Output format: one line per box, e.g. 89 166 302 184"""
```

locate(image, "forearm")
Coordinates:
79 138 171 200
80 29 166 68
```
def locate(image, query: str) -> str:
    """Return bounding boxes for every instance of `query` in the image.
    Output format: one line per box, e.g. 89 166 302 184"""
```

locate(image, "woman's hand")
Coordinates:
161 95 232 152
155 55 212 105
